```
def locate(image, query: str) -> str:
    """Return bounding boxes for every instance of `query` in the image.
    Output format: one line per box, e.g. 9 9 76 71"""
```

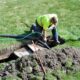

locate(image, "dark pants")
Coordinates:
30 23 59 42
30 23 43 33
52 27 59 42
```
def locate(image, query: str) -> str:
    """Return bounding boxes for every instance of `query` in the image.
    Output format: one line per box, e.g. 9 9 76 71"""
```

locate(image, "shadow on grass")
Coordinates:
0 31 31 39
0 29 80 48
65 38 80 42
48 37 80 47
78 38 80 40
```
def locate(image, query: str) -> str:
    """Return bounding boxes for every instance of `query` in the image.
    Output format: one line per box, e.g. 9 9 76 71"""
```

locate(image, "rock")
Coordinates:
26 66 32 73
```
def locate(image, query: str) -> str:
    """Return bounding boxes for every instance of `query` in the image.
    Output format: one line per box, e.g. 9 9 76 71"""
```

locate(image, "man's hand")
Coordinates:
44 37 47 42
43 30 47 42
48 24 55 30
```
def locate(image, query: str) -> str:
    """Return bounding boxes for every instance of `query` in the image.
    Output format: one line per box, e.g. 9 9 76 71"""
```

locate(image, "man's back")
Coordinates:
36 14 58 30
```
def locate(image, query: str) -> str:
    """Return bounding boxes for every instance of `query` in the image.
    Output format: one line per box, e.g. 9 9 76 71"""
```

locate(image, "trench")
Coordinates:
0 53 18 63
0 45 33 63
0 36 65 63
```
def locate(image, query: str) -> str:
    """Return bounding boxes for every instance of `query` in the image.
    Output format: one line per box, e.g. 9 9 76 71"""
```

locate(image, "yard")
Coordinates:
0 0 80 49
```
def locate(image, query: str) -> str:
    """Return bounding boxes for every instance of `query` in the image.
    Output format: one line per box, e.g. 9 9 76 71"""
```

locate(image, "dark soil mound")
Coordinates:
0 47 80 80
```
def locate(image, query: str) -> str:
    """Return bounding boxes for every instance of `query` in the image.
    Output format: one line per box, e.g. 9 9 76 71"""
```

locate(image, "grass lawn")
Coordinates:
0 0 80 49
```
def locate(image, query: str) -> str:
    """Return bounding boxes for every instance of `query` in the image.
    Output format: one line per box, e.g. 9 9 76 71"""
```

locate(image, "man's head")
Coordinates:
50 17 57 24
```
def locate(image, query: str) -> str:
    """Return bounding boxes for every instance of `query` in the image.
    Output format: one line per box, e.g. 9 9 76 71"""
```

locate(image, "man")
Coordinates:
30 14 60 44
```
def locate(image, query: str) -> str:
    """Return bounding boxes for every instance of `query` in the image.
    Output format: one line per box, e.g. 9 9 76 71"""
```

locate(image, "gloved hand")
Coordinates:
44 37 47 42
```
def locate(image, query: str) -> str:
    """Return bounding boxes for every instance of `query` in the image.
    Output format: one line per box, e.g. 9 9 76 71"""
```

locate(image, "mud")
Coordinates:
0 47 80 80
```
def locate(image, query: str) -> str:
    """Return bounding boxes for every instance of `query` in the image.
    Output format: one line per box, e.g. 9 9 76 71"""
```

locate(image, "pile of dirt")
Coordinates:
0 47 80 80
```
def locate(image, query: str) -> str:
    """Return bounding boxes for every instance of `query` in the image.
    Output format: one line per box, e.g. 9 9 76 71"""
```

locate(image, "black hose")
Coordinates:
0 32 50 49
38 40 50 49
0 32 41 39
0 34 24 38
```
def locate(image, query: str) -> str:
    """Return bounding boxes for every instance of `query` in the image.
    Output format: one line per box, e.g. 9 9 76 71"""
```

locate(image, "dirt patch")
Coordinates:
0 47 80 80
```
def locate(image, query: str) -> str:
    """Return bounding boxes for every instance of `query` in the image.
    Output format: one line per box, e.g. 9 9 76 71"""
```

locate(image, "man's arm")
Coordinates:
48 24 55 30
43 29 47 41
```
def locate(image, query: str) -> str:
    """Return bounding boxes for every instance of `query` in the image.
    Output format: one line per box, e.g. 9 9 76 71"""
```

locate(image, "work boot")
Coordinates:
56 40 60 44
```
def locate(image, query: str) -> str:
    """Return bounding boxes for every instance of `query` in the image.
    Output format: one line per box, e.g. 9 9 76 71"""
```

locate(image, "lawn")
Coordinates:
0 0 80 49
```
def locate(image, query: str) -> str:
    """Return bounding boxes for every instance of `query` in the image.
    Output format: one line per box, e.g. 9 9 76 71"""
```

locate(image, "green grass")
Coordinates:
61 71 80 80
0 0 80 49
52 69 80 80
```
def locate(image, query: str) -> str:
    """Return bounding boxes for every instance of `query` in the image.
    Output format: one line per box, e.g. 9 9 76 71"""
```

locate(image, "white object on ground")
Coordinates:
14 48 30 58
27 44 43 52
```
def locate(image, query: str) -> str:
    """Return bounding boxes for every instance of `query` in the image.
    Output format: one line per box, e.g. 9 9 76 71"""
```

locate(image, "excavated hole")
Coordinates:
0 53 18 63
47 36 65 47
0 36 65 63
0 46 33 63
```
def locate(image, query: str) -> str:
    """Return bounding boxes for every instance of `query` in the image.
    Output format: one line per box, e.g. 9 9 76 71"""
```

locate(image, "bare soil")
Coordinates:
0 47 80 80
